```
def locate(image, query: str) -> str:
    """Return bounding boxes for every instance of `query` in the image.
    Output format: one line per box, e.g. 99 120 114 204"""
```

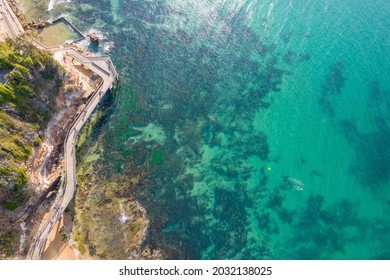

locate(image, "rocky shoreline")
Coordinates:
5 0 29 28
2 0 157 260
70 109 164 259
6 0 50 29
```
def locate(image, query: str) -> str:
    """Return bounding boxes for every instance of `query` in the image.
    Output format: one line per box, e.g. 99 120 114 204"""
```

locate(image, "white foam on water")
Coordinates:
48 0 72 12
267 2 275 18
135 201 149 240
104 41 115 53
118 201 129 224
48 0 55 11
118 201 130 241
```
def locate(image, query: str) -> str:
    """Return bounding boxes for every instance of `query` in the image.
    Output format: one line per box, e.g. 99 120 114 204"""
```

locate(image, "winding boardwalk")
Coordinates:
0 0 118 260
27 49 117 259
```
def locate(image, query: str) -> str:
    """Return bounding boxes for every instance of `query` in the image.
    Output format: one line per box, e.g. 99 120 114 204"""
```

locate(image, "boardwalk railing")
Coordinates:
26 38 118 260
2 0 118 260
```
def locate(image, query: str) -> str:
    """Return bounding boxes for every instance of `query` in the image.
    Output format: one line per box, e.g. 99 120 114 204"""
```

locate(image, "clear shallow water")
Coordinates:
25 0 390 259
37 19 83 47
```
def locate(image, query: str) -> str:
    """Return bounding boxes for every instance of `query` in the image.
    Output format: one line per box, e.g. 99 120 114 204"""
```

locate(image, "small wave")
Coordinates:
103 41 115 53
267 2 275 18
48 0 55 11
135 201 149 239
48 0 72 12
78 28 114 54
118 201 130 224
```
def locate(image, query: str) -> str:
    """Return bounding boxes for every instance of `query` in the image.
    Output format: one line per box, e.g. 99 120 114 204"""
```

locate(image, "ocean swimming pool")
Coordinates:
36 18 84 47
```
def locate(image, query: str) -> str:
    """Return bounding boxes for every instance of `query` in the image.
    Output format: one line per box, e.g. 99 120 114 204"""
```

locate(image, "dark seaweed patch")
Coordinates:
338 119 359 143
72 0 306 259
349 127 390 187
285 196 357 259
367 81 390 108
339 92 390 189
283 50 311 65
321 61 345 95
322 62 345 96
319 61 346 114
343 82 390 188
310 169 323 178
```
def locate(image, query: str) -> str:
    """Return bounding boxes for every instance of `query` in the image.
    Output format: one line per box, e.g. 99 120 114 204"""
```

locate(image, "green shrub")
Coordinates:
6 68 27 84
0 84 15 101
33 136 42 147
2 201 19 211
78 243 87 255
0 167 11 176
65 85 74 93
0 230 15 258
13 64 29 74
15 169 28 188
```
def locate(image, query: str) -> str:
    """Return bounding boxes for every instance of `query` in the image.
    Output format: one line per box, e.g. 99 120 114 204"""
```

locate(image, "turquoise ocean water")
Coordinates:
30 0 390 259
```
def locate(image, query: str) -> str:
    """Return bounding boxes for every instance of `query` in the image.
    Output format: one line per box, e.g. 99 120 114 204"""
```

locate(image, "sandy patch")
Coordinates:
40 216 78 260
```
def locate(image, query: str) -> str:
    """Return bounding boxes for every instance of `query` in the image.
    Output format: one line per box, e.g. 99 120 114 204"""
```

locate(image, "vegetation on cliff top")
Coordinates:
0 35 64 259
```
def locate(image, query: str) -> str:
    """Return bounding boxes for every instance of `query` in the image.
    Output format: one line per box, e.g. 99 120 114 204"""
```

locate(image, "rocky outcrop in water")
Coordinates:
27 20 50 29
72 158 161 259
87 32 99 43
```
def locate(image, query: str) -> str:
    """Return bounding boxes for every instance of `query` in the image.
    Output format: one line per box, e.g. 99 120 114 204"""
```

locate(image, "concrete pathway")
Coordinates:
27 49 118 259
1 0 118 260
0 0 24 39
